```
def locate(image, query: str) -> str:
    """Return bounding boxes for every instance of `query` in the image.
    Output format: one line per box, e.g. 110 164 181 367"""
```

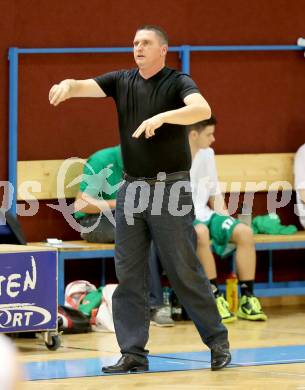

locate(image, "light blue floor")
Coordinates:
24 345 305 381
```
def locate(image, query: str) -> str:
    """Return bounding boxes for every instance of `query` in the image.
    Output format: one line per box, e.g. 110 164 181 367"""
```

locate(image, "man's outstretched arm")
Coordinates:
49 79 106 106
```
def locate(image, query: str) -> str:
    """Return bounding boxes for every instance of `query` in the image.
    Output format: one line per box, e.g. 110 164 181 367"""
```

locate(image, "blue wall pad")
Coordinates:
24 345 305 381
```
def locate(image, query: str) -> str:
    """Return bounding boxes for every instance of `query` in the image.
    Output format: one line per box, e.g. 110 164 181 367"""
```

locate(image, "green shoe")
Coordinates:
237 295 267 321
215 295 237 323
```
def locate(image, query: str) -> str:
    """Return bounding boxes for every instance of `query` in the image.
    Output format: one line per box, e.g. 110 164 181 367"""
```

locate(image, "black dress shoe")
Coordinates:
211 345 231 371
102 354 149 374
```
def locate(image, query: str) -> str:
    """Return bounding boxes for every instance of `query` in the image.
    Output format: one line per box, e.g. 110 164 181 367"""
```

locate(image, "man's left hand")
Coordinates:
132 114 164 139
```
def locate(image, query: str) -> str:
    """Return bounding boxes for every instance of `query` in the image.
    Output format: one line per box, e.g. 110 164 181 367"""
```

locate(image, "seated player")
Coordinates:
187 117 267 323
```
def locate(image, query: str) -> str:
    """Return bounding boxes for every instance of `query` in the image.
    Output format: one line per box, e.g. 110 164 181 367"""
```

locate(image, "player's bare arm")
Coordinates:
49 79 106 106
74 191 116 214
132 93 211 139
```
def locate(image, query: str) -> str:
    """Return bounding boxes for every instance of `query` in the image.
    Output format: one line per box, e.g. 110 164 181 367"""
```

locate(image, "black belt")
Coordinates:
123 171 190 185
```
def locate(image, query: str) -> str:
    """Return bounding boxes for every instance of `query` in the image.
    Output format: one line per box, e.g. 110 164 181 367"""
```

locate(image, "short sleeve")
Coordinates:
176 73 200 101
94 71 119 98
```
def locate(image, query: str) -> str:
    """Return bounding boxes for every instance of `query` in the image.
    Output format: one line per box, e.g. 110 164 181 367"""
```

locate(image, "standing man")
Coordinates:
187 117 267 323
49 25 230 373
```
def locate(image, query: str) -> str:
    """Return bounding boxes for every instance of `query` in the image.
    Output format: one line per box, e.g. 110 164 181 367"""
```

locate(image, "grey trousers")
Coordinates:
112 179 228 360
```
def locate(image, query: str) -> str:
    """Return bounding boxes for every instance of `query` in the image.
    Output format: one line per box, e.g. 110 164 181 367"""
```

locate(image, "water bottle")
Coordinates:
170 290 183 321
226 272 238 313
163 287 171 308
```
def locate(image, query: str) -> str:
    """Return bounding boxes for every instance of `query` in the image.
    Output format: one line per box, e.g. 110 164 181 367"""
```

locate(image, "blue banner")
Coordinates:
0 250 57 332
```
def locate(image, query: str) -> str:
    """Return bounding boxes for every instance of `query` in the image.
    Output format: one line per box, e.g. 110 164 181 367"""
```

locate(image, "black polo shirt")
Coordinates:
94 67 200 177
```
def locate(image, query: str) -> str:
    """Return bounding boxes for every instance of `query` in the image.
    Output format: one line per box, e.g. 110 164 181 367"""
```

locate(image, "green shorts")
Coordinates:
194 213 240 257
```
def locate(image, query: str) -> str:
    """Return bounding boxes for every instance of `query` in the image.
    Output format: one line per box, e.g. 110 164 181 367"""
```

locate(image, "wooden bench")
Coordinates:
17 153 295 200
215 153 294 192
15 152 305 303
252 232 305 297
31 233 305 304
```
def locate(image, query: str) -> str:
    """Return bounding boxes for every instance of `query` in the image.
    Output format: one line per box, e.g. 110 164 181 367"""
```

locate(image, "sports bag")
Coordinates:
64 280 96 310
58 305 92 334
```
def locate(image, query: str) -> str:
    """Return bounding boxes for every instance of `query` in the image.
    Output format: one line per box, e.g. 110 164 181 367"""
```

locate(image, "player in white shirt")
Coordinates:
294 144 305 229
187 116 267 322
